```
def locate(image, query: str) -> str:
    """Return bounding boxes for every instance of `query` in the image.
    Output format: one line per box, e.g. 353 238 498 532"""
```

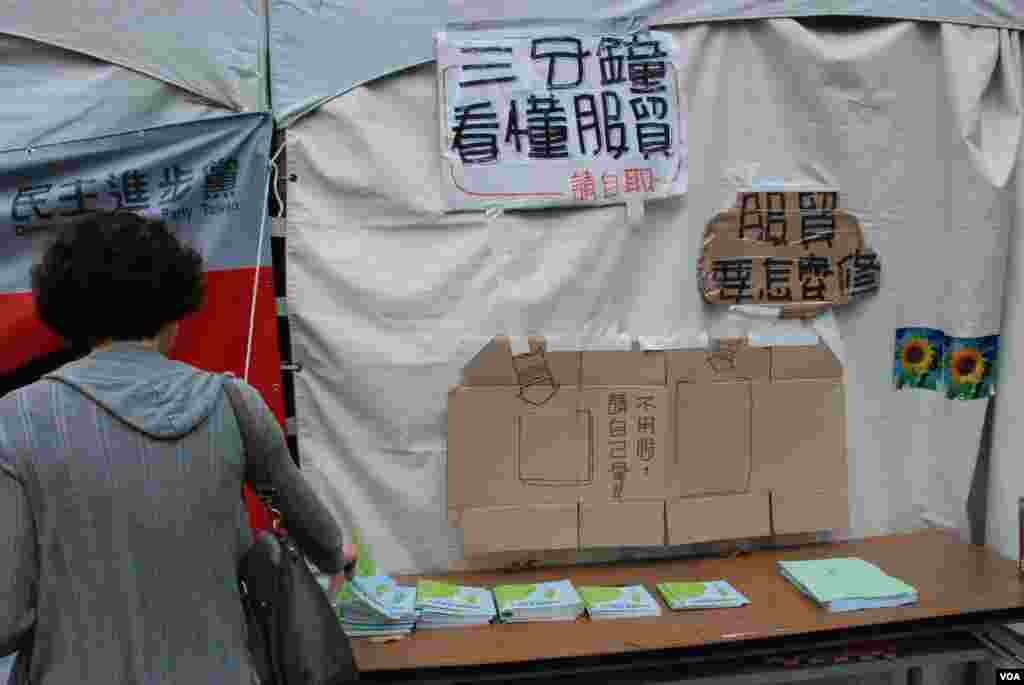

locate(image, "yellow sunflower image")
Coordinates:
899 337 936 377
948 347 986 385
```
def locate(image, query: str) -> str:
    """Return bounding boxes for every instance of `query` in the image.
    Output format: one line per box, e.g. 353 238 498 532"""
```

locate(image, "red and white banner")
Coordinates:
0 113 281 529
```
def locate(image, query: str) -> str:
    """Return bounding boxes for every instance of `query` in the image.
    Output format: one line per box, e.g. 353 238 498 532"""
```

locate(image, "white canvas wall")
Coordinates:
285 19 1021 581
987 126 1024 569
268 0 1024 124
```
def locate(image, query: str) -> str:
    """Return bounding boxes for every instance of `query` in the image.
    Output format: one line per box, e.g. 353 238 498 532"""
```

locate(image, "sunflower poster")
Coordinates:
894 328 944 391
944 335 998 400
894 328 998 400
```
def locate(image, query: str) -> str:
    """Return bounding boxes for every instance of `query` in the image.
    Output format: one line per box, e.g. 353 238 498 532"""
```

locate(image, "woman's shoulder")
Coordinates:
0 376 60 409
0 378 65 449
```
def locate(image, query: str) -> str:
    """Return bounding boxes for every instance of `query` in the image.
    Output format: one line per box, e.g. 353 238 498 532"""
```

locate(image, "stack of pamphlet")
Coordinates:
656 580 751 610
777 557 918 613
336 575 417 637
492 579 585 623
414 579 497 629
577 585 662 620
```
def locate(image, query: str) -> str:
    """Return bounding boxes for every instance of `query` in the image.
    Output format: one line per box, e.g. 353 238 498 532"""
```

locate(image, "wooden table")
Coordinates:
352 531 1024 684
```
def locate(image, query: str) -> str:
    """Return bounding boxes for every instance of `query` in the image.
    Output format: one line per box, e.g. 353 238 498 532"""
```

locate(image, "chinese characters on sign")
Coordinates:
705 251 881 304
606 391 658 499
0 114 272 304
700 191 882 317
437 29 687 211
10 157 243 236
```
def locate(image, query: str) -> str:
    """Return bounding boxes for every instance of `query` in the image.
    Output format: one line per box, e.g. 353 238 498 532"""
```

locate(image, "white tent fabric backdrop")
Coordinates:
1 4 1022 684
0 0 266 113
989 110 1024 574
285 19 1021 581
4 0 1024 125
0 34 232 150
268 0 1024 124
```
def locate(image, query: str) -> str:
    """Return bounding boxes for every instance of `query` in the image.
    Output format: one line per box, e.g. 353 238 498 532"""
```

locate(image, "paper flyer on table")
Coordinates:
578 585 661 618
656 580 750 610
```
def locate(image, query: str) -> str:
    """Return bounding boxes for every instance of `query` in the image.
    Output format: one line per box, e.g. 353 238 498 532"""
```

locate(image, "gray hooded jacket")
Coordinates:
0 343 345 685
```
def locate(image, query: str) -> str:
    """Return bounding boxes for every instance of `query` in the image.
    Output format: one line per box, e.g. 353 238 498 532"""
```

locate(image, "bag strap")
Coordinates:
222 374 283 531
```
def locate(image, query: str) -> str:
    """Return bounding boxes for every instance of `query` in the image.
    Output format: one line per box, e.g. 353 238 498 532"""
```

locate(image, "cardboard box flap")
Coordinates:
676 381 750 496
462 336 580 387
518 409 594 485
772 344 843 380
460 504 579 556
749 379 847 492
447 387 592 510
580 500 666 548
580 350 667 386
667 340 770 384
771 490 849 535
667 493 771 545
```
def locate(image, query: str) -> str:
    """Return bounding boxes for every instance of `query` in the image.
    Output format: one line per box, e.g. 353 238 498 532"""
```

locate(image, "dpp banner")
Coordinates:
0 113 280 530
0 113 283 424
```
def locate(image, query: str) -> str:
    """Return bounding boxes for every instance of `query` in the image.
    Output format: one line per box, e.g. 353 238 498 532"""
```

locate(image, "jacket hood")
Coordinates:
45 343 226 439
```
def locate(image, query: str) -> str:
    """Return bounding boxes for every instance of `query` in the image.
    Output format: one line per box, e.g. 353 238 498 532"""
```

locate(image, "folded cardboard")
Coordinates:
448 337 848 557
667 493 772 546
699 191 881 318
459 504 579 557
579 500 666 548
772 490 850 536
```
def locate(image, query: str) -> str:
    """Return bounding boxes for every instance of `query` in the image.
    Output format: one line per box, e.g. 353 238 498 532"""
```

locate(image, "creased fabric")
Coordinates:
269 0 1024 124
1 1 265 113
0 34 229 150
287 19 1019 580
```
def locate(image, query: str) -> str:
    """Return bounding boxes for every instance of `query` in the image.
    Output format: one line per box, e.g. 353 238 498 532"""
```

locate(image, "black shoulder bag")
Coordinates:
223 379 359 685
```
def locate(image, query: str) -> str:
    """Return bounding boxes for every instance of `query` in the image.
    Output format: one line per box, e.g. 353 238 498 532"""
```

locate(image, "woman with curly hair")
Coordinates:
0 211 355 685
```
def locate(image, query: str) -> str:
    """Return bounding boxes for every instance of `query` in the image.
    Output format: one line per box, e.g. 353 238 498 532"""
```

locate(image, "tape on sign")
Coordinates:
749 330 820 347
508 336 530 355
730 304 782 320
626 198 645 226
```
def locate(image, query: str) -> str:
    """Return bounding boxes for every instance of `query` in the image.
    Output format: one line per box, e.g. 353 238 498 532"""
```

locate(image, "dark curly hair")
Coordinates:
31 212 206 347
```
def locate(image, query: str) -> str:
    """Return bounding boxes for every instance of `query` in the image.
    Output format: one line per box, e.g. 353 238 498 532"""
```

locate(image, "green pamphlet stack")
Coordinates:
415 579 497 629
578 585 662 620
656 580 751 610
336 575 417 637
492 580 585 623
777 557 918 613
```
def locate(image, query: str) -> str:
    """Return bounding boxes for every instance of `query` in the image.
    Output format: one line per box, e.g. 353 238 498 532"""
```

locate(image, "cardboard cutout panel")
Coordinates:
447 336 849 556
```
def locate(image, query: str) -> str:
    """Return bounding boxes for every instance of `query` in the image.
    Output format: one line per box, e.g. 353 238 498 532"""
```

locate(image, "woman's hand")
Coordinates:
329 542 359 597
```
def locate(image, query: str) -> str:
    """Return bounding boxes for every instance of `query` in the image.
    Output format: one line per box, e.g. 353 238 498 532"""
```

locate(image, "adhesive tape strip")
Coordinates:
748 330 820 347
730 304 782 319
626 198 645 226
508 336 530 355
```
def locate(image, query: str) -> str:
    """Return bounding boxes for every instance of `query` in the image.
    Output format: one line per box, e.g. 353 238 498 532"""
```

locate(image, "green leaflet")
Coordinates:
578 586 624 606
417 579 460 601
493 584 537 607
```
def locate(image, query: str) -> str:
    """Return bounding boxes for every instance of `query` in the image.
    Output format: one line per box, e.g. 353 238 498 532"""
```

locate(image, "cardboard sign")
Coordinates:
436 27 688 211
699 191 881 318
447 336 849 557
